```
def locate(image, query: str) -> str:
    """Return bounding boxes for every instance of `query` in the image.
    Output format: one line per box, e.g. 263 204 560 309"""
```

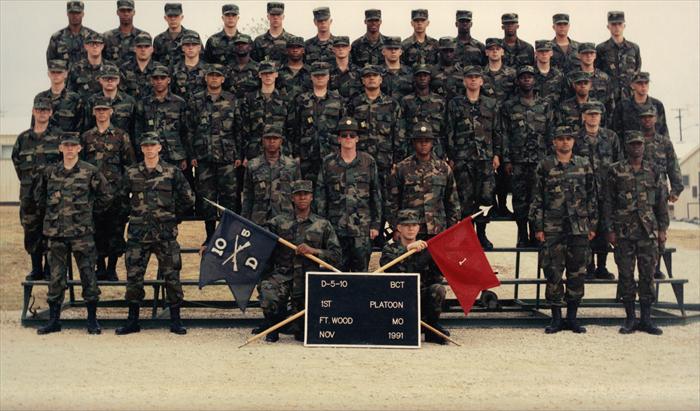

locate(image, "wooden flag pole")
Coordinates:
238 311 306 348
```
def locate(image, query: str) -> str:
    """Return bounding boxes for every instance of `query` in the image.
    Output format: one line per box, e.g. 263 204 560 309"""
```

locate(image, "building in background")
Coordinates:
672 144 700 221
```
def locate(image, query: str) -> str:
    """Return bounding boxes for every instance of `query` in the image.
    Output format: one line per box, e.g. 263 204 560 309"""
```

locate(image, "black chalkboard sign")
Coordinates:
304 272 420 348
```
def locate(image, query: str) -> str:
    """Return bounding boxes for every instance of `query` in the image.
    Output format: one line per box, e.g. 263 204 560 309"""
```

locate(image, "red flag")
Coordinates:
427 217 500 315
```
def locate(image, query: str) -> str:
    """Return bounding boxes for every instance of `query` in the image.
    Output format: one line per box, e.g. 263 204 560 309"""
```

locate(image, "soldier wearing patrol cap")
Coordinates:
171 32 207 98
34 59 84 133
46 1 98 69
305 7 336 65
401 9 438 66
595 11 642 103
613 72 669 139
329 36 362 102
102 0 148 66
13 97 63 281
277 36 312 101
83 64 137 140
454 10 486 67
500 13 535 69
430 37 465 103
530 125 597 334
120 32 158 99
251 2 299 65
550 13 580 74
380 209 448 344
153 3 201 68
315 117 382 272
260 179 341 342
573 42 615 118
603 130 668 335
204 4 249 66
556 71 594 132
67 32 111 99
482 38 517 104
351 9 390 67
533 40 566 105
34 132 113 335
225 34 260 99
400 63 447 158
379 36 413 102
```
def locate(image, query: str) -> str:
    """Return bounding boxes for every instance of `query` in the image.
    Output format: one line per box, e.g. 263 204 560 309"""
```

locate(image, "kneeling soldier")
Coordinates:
604 131 668 335
116 135 195 335
34 132 113 335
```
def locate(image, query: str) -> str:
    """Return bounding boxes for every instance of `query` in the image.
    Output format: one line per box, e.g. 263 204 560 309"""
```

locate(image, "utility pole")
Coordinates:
673 108 686 142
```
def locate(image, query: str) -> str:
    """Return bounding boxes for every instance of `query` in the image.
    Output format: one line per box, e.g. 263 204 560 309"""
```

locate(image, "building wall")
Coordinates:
0 134 19 203
673 147 700 221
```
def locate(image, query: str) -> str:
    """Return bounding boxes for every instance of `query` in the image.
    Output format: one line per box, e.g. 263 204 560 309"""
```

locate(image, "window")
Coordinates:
693 186 698 199
0 145 13 160
682 175 690 187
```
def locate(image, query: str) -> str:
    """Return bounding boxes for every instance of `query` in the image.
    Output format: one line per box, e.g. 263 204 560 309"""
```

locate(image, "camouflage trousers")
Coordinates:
259 273 292 319
47 235 100 304
540 233 589 306
197 161 239 221
511 163 538 222
125 240 184 306
421 283 446 322
338 235 371 272
454 160 495 220
19 206 45 255
94 194 129 258
614 237 658 303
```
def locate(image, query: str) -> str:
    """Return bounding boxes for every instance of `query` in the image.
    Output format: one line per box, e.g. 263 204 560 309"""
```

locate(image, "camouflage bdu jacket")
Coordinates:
380 242 442 288
305 35 337 65
329 64 362 102
612 97 669 138
277 64 312 100
241 154 301 225
400 35 439 66
501 96 552 165
350 34 390 67
401 92 447 157
551 38 580 74
102 27 146 65
562 70 615 115
502 38 535 69
556 97 590 132
595 38 641 101
188 91 242 163
119 59 158 100
529 155 598 235
251 30 297 64
534 66 566 105
170 60 207 100
289 90 344 170
153 27 198 68
125 161 195 242
204 31 247 66
12 127 62 205
33 88 84 132
240 89 292 160
388 153 461 235
34 160 113 238
226 61 260 99
68 59 113 98
315 151 383 237
454 38 486 66
84 91 137 137
135 93 189 161
446 94 501 163
430 63 465 103
380 65 414 102
46 26 97 67
482 65 517 103
644 132 684 198
602 160 669 238
80 125 136 198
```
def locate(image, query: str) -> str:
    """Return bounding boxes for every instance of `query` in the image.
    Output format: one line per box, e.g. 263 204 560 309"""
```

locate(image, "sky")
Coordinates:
1 0 698 157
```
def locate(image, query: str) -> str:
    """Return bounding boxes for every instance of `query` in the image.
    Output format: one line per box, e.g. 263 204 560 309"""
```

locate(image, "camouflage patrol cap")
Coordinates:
411 9 428 20
360 65 381 76
535 40 553 51
262 124 284 139
632 72 650 83
98 64 120 78
140 132 160 145
413 63 431 75
182 32 202 45
233 34 252 44
552 13 569 24
383 36 402 49
134 33 153 46
205 64 225 76
313 7 330 21
517 65 536 77
462 65 483 77
286 36 305 48
456 10 472 21
607 11 625 23
639 106 657 117
501 13 518 24
117 0 134 10
485 38 503 49
85 32 104 44
164 3 182 16
333 36 350 46
67 1 84 13
267 2 284 15
582 100 605 114
150 64 170 77
337 117 359 134
258 61 277 74
578 42 596 53
48 59 69 72
569 70 591 83
411 122 435 139
222 4 239 15
553 126 576 139
365 9 381 21
438 37 456 49
33 96 52 110
92 95 112 109
624 130 644 144
291 180 313 194
310 61 331 76
397 209 421 225
60 132 81 145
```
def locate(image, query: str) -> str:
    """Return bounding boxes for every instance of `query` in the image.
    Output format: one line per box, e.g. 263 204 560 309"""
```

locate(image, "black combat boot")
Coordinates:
653 260 666 279
528 222 540 247
566 301 586 333
496 193 513 218
425 319 451 337
105 255 119 281
476 223 493 250
115 303 141 335
544 306 564 334
95 256 107 281
637 302 663 335
169 305 187 335
86 301 101 335
25 252 45 281
424 330 448 344
251 320 272 335
37 302 62 335
516 220 529 248
595 253 615 279
619 301 637 334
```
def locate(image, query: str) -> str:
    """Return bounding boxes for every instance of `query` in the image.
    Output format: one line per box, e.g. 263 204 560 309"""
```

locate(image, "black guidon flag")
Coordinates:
199 210 279 311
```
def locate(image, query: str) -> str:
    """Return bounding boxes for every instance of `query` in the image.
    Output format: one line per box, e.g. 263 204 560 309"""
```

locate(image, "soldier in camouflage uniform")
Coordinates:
574 42 615 118
550 14 580 74
153 3 200 69
446 66 500 249
329 37 362 102
401 9 438 66
502 66 553 247
260 180 341 342
574 101 623 280
351 9 390 67
134 65 189 165
289 62 344 182
305 7 336 65
401 64 447 158
171 33 207 100
115 136 195 336
556 71 593 132
204 4 247 66
80 96 136 281
533 40 566 106
67 32 111 99
83 64 137 140
13 97 63 281
251 2 298 65
613 72 669 139
529 126 597 334
388 123 461 238
380 37 414 102
102 0 147 66
33 132 113 335
595 11 642 103
430 37 465 104
315 117 382 272
46 1 97 69
188 64 242 241
453 10 486 67
277 37 312 101
380 209 448 344
119 33 158 100
34 59 83 133
501 13 534 69
604 131 668 335
225 34 260 99
241 127 301 225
